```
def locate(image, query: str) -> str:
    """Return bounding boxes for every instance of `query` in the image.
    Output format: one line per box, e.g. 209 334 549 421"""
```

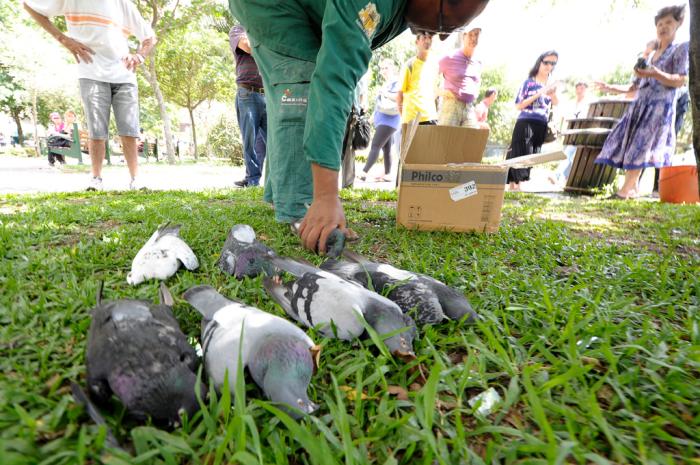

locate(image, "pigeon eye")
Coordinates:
180 353 189 363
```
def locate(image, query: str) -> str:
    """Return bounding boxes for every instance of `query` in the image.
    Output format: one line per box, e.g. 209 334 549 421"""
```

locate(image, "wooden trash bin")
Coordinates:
562 98 632 194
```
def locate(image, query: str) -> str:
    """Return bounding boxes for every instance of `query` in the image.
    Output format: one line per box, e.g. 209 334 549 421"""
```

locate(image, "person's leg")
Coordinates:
361 124 387 176
235 88 259 186
437 94 461 126
252 45 316 222
48 150 56 166
382 129 395 175
246 91 267 186
112 82 141 182
340 113 355 189
79 79 111 181
618 168 642 198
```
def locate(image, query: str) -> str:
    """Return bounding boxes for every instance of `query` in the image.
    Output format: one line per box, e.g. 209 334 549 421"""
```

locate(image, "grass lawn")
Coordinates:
0 187 698 464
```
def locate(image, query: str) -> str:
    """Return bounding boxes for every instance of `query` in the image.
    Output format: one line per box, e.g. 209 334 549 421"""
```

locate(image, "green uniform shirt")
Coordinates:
231 0 407 170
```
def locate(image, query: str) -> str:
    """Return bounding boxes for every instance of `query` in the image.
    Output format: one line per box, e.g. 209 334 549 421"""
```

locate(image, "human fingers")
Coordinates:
301 224 322 253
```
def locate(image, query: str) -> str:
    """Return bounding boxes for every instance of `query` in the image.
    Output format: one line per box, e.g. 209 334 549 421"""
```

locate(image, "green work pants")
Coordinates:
250 45 316 223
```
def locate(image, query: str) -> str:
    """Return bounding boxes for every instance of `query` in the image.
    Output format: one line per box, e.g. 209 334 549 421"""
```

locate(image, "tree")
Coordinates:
0 65 31 146
155 26 235 159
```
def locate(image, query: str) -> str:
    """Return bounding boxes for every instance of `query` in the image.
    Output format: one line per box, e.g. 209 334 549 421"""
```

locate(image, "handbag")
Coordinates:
377 89 399 115
352 108 371 150
544 111 558 143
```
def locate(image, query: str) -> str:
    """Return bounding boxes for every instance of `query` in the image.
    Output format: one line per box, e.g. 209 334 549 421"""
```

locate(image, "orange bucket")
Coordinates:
659 165 700 204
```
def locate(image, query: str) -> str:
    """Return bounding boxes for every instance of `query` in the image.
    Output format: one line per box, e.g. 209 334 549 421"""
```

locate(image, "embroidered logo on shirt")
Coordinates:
357 3 380 40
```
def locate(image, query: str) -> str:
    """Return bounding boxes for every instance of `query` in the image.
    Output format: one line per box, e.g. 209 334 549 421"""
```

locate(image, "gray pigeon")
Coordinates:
217 224 277 279
86 283 202 426
320 250 477 325
290 220 346 258
127 223 199 285
263 256 416 356
183 285 319 419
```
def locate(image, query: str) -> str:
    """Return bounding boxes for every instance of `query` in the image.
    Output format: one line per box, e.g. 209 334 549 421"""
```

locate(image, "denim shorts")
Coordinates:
79 79 139 139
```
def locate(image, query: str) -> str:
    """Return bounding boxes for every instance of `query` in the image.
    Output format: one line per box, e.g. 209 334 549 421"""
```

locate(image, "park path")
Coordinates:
0 154 566 195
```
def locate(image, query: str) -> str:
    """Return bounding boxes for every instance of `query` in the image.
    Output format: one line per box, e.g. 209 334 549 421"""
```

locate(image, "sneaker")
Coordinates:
234 179 249 188
86 176 103 191
129 177 145 191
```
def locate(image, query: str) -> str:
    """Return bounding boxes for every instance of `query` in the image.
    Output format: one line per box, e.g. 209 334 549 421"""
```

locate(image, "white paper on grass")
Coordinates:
468 387 501 415
449 180 478 202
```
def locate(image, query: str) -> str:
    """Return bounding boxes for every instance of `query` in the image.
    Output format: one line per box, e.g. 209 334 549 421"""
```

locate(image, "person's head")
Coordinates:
379 58 397 80
574 81 588 99
64 110 76 125
654 5 685 43
482 88 497 106
462 26 481 51
50 112 62 125
528 50 559 79
405 0 490 40
415 31 434 55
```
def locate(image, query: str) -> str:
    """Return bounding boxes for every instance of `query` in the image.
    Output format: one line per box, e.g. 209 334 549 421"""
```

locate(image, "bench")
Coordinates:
40 123 111 165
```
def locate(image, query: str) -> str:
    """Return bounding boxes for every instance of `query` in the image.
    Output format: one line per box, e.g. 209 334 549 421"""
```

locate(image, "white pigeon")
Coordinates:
127 223 199 285
183 285 319 418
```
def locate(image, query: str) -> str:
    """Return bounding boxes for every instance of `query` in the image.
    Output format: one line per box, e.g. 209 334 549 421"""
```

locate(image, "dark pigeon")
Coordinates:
86 282 202 426
320 250 478 325
183 285 319 419
218 224 277 279
263 256 416 356
290 221 346 258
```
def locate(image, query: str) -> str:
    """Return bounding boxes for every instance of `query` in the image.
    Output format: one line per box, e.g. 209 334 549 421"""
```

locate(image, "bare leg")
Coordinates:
89 139 106 178
120 136 139 179
618 169 642 198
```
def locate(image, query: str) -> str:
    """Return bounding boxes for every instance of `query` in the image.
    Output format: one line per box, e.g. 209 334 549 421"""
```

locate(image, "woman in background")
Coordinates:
506 50 559 191
595 5 688 199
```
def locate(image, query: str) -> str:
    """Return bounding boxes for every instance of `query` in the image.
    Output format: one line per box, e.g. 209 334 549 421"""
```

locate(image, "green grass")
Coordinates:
0 187 698 464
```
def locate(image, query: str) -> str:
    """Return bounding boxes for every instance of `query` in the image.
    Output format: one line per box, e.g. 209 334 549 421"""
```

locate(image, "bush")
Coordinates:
206 114 244 165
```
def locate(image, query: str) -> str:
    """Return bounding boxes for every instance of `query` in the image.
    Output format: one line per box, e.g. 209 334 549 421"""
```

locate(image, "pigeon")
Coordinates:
217 224 277 279
183 285 319 419
86 282 202 426
127 223 199 285
263 256 416 356
319 250 477 325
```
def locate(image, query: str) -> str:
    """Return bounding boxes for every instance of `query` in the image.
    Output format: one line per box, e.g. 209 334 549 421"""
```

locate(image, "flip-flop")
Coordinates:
606 193 631 200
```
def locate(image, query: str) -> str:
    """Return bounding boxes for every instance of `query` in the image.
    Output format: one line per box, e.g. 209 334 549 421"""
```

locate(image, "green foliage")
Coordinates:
36 90 82 127
0 187 698 464
480 65 517 145
206 114 244 164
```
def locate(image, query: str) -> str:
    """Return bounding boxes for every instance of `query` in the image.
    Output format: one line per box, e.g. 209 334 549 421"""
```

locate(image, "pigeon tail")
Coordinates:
156 222 181 239
71 382 122 449
270 256 319 278
183 285 232 321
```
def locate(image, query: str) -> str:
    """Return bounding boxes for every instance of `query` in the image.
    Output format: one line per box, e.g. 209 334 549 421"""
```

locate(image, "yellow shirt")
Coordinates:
400 57 438 123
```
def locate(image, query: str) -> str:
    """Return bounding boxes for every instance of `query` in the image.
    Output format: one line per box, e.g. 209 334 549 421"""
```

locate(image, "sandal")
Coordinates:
374 175 391 182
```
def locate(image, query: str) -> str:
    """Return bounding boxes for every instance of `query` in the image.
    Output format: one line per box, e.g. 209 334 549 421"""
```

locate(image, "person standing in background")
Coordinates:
229 25 267 188
437 25 483 128
506 50 560 191
549 81 589 185
24 0 155 191
398 31 439 126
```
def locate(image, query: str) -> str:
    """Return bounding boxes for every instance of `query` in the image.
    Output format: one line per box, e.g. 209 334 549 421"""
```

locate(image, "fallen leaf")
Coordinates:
387 385 409 400
339 385 373 401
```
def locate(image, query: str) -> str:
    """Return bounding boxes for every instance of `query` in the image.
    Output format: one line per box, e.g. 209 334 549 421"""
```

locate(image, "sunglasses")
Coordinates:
542 60 558 66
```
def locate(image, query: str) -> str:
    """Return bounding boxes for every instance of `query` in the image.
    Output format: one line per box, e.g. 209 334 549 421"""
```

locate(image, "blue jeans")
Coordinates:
235 87 267 185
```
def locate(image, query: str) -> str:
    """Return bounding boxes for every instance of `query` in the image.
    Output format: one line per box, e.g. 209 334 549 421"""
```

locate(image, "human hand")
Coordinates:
59 36 94 64
122 53 144 72
298 195 347 255
634 65 659 80
594 81 608 92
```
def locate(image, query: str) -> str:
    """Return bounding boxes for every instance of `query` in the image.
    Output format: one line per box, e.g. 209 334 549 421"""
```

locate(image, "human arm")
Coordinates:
23 2 94 63
594 81 637 95
397 90 404 116
298 164 346 254
122 1 156 72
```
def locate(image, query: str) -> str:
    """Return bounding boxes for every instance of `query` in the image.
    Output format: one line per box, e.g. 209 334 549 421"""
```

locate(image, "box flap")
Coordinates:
403 125 489 165
496 150 566 168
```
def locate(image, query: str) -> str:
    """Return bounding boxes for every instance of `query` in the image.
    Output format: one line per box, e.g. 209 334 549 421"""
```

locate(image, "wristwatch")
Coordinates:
134 53 145 64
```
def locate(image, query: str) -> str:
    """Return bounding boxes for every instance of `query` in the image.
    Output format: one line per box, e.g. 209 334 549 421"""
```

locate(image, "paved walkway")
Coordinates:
0 154 573 195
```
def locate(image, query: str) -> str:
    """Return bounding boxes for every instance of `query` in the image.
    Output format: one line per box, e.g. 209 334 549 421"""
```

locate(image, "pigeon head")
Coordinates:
363 301 416 356
232 247 275 279
230 224 256 244
248 334 317 419
112 348 204 426
126 270 144 286
324 229 346 258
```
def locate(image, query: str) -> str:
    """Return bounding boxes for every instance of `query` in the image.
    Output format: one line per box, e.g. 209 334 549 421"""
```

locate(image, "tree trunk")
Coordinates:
143 58 176 164
188 106 197 160
690 0 699 195
31 88 39 156
11 110 23 147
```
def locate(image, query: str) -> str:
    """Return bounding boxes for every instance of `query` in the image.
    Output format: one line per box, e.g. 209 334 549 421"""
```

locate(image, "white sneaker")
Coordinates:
87 176 103 191
129 177 145 191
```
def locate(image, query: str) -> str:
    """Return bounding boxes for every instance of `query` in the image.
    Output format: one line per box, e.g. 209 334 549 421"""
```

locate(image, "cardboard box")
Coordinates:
396 125 565 233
